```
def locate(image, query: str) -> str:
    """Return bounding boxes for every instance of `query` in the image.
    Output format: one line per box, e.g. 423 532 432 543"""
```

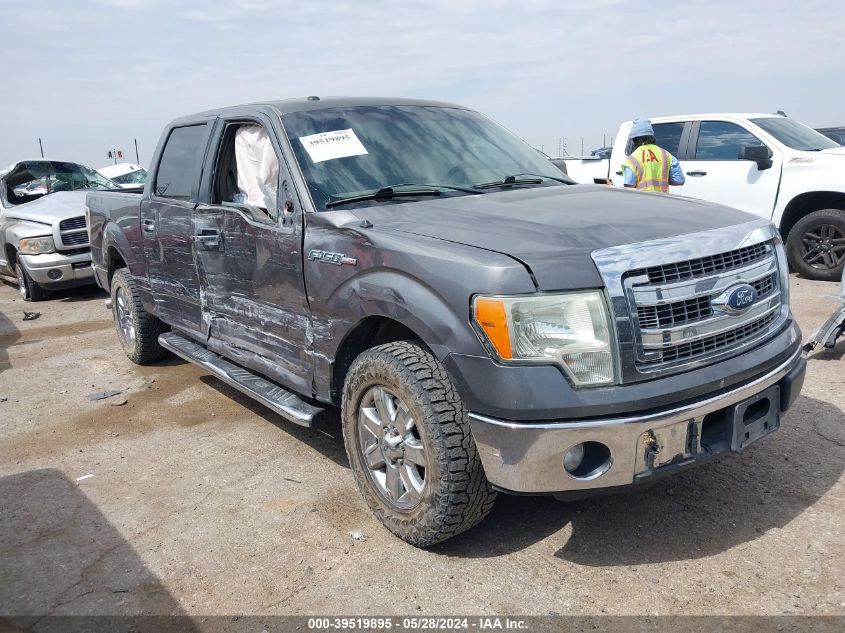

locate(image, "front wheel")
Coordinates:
786 209 845 281
341 341 496 547
15 262 48 302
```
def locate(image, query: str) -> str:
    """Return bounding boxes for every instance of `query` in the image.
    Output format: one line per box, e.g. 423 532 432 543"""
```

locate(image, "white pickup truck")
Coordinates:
566 113 845 281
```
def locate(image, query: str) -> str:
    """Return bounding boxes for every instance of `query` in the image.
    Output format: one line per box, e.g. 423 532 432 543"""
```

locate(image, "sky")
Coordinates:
1 0 843 169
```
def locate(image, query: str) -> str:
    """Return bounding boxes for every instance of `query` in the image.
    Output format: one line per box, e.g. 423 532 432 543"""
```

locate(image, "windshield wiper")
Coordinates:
325 183 479 209
473 173 571 189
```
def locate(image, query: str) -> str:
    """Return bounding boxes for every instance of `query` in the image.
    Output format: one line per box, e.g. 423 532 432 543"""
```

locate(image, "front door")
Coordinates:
679 120 782 219
193 118 311 394
142 122 211 334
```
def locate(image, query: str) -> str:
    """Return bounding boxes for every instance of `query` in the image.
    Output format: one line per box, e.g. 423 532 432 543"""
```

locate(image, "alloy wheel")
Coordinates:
801 224 845 270
356 385 427 510
115 287 136 345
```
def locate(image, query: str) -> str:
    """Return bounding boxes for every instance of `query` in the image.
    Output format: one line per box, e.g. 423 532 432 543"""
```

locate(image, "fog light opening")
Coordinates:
563 441 612 480
47 268 63 280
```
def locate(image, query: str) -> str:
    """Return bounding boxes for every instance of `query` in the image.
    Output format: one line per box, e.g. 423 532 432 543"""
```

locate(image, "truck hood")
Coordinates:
355 185 757 290
5 191 88 225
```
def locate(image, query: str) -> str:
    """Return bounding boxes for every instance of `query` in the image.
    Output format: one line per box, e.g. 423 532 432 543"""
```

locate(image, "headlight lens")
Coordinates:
19 236 55 255
473 291 618 387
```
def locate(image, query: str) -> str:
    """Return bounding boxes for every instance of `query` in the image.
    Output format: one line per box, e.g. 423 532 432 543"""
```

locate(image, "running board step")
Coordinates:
158 332 323 427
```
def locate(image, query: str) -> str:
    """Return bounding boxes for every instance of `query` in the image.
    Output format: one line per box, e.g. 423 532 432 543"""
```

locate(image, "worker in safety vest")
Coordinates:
621 118 685 192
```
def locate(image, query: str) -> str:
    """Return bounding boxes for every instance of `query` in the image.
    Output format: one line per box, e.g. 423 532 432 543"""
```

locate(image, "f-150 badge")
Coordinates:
308 249 358 266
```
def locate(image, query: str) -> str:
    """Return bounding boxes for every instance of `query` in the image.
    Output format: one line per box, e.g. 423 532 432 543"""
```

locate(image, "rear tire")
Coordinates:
15 262 48 302
786 209 845 281
110 268 169 364
341 340 496 547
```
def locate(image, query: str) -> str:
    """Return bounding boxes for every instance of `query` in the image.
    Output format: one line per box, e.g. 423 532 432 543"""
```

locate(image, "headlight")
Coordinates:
19 236 55 255
472 291 618 387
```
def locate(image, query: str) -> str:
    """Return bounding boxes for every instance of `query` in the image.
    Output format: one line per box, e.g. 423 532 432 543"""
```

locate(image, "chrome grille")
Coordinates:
628 242 769 285
58 215 89 249
591 223 788 383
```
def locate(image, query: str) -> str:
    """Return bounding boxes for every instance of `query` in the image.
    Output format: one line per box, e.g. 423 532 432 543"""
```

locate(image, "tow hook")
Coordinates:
643 431 660 470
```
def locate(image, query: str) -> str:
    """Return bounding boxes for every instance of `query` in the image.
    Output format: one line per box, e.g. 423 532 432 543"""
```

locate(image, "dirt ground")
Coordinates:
0 275 843 618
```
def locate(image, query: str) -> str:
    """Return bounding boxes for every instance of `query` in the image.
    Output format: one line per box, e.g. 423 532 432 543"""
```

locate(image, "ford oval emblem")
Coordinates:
718 283 758 314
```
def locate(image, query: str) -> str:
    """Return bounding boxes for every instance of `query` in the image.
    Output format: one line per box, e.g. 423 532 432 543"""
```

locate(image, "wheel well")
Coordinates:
4 244 16 268
780 192 845 241
331 316 424 404
106 246 127 286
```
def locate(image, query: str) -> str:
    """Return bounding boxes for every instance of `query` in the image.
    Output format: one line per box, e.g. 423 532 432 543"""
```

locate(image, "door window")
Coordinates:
154 124 208 200
212 123 280 224
694 122 761 160
652 122 685 155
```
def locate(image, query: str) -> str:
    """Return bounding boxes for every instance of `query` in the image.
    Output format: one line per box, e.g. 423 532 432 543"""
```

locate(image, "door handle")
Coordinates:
142 218 156 233
193 228 223 250
686 170 708 177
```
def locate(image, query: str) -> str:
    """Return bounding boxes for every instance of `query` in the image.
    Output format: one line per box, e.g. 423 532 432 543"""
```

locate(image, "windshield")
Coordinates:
112 168 148 185
4 160 119 205
283 105 570 210
750 117 839 151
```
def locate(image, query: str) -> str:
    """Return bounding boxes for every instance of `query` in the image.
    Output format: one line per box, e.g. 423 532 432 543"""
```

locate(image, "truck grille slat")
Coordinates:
59 216 86 231
628 242 769 285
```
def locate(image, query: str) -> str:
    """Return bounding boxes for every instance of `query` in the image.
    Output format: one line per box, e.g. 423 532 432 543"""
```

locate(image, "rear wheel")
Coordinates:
787 209 845 281
341 340 496 547
15 262 48 302
110 268 169 364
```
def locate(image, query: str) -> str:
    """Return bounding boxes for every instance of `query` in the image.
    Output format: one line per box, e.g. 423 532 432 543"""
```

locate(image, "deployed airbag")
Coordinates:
234 125 279 211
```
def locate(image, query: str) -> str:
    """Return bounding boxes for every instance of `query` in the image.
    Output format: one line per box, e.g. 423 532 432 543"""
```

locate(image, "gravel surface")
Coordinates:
0 276 843 617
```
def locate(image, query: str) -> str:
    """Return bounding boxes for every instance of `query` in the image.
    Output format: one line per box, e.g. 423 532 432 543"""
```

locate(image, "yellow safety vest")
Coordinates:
623 144 672 193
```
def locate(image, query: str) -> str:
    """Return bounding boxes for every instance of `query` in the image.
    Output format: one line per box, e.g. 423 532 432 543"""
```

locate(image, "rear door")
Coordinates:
679 120 782 218
192 114 312 394
141 122 212 334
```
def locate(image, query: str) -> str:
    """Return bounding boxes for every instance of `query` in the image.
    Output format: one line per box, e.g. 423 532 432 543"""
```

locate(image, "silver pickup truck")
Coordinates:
0 160 118 301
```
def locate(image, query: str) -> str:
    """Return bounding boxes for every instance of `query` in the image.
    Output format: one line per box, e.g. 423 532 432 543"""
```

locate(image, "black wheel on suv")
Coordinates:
15 262 48 302
787 209 845 281
341 340 496 547
110 268 169 364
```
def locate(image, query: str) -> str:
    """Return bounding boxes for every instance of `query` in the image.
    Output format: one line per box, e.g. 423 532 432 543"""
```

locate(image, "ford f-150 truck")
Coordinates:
1 160 119 300
87 97 806 546
565 113 845 283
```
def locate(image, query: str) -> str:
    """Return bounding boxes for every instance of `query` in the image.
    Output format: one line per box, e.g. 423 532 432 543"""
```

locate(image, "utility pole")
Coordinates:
38 138 44 158
134 139 140 164
581 137 584 155
558 137 562 157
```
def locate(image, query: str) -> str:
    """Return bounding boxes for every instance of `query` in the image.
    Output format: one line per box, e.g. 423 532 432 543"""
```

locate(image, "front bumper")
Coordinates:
20 250 95 287
467 348 805 494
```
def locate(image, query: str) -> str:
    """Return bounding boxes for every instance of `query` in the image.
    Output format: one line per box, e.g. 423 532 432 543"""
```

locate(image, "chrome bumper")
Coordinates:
19 251 94 286
467 348 805 494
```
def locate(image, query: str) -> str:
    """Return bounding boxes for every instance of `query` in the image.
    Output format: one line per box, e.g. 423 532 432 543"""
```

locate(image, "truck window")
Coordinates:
154 124 207 200
652 123 685 155
212 123 279 222
694 122 761 160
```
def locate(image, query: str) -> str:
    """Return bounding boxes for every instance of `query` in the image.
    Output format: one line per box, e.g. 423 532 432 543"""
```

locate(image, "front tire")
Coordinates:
341 340 496 547
15 262 48 302
110 268 169 364
786 209 845 281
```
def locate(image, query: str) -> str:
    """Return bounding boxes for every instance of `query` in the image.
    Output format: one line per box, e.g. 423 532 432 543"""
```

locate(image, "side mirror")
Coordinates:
739 145 773 170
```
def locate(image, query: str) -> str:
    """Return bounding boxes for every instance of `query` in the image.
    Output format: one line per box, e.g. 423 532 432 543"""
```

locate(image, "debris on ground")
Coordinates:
75 474 94 482
109 398 128 407
350 530 367 541
88 389 123 401
22 311 41 321
0 396 7 403
283 476 302 484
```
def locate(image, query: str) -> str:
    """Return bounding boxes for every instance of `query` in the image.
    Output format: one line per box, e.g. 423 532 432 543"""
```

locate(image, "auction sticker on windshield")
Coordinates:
299 129 368 163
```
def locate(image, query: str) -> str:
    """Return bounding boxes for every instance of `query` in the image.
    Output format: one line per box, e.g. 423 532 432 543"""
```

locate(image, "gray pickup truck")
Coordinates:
87 97 806 546
0 160 117 300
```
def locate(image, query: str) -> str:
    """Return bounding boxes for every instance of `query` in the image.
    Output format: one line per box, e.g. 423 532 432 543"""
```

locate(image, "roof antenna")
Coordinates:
775 110 787 117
